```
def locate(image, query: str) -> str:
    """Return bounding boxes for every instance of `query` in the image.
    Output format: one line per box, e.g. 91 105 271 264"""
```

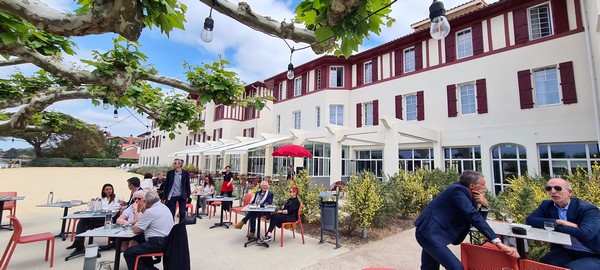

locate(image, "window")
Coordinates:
276 115 281 133
230 155 241 172
293 111 301 129
303 142 331 176
529 3 552 40
444 147 482 173
456 29 473 59
247 149 266 176
329 105 344 125
404 48 415 73
341 146 351 176
315 106 321 127
277 83 283 100
294 77 302 96
534 67 559 106
243 127 254 138
405 94 417 121
363 102 374 126
459 83 476 115
492 144 527 194
329 66 344 87
203 155 211 173
539 143 600 177
398 149 434 172
316 69 322 90
364 61 373 84
352 150 383 178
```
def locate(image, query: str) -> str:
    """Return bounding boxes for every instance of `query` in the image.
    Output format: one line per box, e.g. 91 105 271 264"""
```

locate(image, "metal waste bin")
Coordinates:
319 192 340 248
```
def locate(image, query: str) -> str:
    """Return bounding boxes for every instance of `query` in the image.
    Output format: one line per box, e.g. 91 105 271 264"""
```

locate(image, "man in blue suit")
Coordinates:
415 170 518 270
164 159 191 222
526 178 600 269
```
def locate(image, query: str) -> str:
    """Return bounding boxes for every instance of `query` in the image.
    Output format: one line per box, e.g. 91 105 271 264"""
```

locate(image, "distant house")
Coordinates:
108 135 141 161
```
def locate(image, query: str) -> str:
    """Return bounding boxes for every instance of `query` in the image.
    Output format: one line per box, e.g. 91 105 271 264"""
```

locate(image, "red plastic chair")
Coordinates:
230 193 253 224
175 201 194 217
461 243 518 270
68 218 79 242
273 203 305 247
0 192 17 226
519 259 570 270
133 252 163 270
0 215 54 270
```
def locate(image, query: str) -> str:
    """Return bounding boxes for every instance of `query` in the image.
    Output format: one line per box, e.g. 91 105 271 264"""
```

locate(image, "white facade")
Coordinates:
140 0 600 191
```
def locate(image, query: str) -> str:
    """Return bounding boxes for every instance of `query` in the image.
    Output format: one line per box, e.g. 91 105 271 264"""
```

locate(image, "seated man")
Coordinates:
124 190 174 270
115 190 147 251
234 181 274 238
526 178 600 269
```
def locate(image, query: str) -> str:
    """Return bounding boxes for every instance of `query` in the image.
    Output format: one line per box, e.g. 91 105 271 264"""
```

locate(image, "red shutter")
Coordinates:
394 50 403 76
513 8 529 44
202 131 206 142
417 91 425 121
250 128 255 138
243 129 247 137
518 69 534 109
414 43 423 70
287 80 293 99
373 99 379 126
185 135 189 146
395 95 403 120
559 61 577 104
552 0 569 34
321 67 326 89
372 58 378 83
357 63 363 86
475 79 488 114
302 73 307 94
472 22 484 55
212 130 216 140
447 85 458 117
356 103 362 127
445 32 456 62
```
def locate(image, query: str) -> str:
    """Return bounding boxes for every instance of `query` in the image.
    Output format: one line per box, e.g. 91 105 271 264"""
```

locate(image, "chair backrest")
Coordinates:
162 222 190 270
461 243 519 270
0 192 17 209
7 215 22 241
296 203 303 223
519 259 570 270
242 193 253 206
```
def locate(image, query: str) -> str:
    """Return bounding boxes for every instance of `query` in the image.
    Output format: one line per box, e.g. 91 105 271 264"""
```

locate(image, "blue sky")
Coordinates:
0 0 496 150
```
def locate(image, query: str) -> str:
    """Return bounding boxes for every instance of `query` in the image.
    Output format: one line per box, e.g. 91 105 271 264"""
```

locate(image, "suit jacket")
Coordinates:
163 223 190 270
526 198 600 254
251 190 274 219
414 182 496 247
164 169 191 200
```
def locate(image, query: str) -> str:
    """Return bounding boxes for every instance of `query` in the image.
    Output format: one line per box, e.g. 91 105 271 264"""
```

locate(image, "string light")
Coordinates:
286 48 295 80
201 0 216 43
102 97 109 110
113 109 118 119
429 0 451 40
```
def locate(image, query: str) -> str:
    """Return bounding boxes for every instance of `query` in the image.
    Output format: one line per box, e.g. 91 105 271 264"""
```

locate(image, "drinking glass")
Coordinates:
505 213 514 224
544 221 555 235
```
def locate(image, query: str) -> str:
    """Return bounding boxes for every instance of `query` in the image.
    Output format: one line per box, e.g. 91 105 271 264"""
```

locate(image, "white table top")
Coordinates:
76 226 137 238
191 192 210 197
486 220 571 246
37 200 84 208
241 205 276 213
206 197 237 202
61 211 110 219
0 196 24 202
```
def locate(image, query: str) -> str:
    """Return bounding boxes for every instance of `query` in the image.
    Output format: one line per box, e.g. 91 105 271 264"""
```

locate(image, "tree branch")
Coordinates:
0 58 28 67
0 0 145 41
328 0 359 26
140 73 203 94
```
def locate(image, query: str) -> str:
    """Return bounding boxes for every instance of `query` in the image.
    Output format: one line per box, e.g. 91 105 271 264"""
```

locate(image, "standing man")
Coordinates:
414 170 518 270
219 165 234 211
164 159 191 221
124 191 174 270
234 181 274 238
286 165 294 180
526 178 600 269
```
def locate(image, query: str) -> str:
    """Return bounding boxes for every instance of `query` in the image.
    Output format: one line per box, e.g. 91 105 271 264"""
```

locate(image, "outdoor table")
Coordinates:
241 205 276 248
190 192 210 218
206 196 236 229
474 220 572 258
77 225 137 270
37 200 85 240
63 211 113 261
0 196 25 230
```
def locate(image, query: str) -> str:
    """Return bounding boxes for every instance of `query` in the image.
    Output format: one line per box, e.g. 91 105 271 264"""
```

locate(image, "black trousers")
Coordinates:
73 217 104 248
124 238 163 270
167 196 187 222
221 191 233 211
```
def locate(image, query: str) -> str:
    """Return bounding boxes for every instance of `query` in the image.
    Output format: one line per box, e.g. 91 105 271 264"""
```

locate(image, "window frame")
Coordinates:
293 111 301 129
404 47 416 73
528 2 553 40
363 102 374 126
329 66 344 88
364 61 373 84
456 28 473 59
405 94 418 121
277 82 283 100
329 104 344 126
533 66 560 107
294 77 302 97
276 115 281 134
316 69 322 90
458 82 477 115
315 106 321 127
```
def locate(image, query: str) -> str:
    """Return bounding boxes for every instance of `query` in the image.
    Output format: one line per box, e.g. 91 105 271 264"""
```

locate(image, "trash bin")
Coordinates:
319 192 340 248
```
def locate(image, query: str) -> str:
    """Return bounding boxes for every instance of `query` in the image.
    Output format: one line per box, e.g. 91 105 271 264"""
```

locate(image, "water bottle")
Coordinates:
47 192 54 204
104 213 112 230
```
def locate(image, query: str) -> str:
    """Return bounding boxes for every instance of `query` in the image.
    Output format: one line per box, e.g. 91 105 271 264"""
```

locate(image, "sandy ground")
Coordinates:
0 167 459 270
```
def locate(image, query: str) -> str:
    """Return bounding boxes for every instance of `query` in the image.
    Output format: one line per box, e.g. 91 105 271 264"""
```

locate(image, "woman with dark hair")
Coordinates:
100 183 121 211
197 175 215 214
219 165 234 211
141 172 154 190
259 186 301 243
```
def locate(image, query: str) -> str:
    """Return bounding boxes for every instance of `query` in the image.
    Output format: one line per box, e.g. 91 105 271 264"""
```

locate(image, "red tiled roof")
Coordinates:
119 147 139 160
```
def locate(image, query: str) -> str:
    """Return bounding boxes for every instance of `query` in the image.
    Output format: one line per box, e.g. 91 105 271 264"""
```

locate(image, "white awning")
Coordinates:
203 139 262 156
187 142 237 156
168 144 210 156
225 135 293 155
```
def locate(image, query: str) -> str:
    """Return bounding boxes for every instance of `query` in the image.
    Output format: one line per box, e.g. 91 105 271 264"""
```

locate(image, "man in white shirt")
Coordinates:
123 191 174 270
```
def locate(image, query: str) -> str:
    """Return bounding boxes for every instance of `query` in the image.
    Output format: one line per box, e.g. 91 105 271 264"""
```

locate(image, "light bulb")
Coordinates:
430 16 451 40
429 0 451 40
201 17 214 43
113 109 118 119
286 63 295 80
102 97 109 110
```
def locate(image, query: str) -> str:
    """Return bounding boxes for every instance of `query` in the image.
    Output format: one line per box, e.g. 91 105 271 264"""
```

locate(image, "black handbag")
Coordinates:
184 213 196 225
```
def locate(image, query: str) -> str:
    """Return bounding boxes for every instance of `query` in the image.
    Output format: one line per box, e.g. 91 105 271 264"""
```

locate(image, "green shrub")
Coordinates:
28 158 73 167
291 170 325 223
132 166 170 176
341 171 383 235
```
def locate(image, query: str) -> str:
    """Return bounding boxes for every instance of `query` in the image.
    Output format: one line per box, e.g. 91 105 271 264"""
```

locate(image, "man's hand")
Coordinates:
496 242 520 258
557 219 579 228
472 190 489 208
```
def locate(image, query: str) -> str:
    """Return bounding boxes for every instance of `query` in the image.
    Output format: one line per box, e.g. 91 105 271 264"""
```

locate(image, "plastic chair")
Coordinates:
230 193 253 224
0 192 17 226
460 243 518 270
0 215 55 270
208 201 229 220
175 202 194 217
68 218 79 242
519 259 570 270
134 252 163 270
273 203 305 247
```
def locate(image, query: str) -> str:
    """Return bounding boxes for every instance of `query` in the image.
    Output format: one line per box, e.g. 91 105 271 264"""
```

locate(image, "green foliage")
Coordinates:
0 70 75 102
184 59 245 107
131 166 170 176
489 174 546 224
565 165 600 206
183 163 198 173
81 37 151 78
26 157 121 167
295 0 395 58
292 170 324 223
28 158 73 167
342 171 383 233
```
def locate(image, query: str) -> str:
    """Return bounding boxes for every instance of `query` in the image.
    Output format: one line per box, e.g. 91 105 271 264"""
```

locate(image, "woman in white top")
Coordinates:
196 175 215 214
140 173 154 191
100 183 121 211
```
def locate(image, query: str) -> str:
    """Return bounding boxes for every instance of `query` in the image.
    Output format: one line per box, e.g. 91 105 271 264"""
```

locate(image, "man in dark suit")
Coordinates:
234 180 274 239
526 178 600 269
415 170 518 270
164 159 191 222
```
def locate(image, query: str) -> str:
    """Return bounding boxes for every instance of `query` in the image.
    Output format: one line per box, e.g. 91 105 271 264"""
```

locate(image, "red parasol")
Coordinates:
272 145 313 158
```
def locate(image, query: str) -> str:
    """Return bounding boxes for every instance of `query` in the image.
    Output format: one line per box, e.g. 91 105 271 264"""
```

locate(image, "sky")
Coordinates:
0 0 498 150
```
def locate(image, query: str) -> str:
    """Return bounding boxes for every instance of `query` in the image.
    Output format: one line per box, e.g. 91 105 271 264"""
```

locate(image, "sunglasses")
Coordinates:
134 197 143 201
545 186 563 192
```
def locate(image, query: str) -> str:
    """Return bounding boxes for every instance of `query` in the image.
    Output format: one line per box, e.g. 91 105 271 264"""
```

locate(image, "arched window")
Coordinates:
491 144 527 195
